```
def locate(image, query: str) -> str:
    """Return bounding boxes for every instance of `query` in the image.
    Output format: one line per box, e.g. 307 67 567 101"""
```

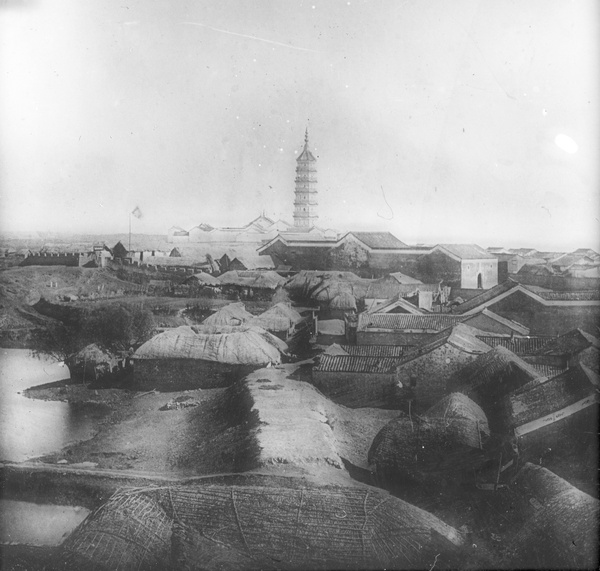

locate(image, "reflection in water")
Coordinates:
0 348 108 462
0 499 90 546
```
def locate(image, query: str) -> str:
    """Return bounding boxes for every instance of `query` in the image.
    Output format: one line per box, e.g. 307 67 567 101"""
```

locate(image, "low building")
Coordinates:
499 364 599 455
460 307 530 335
356 313 465 346
249 302 311 351
508 464 599 570
217 270 286 301
133 324 287 390
368 392 490 485
363 278 444 309
202 302 253 327
312 353 403 408
417 244 498 289
257 231 421 276
394 324 492 410
167 214 295 244
447 346 546 431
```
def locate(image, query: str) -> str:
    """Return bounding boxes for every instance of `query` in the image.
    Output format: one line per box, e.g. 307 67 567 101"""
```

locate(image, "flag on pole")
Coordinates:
131 207 142 219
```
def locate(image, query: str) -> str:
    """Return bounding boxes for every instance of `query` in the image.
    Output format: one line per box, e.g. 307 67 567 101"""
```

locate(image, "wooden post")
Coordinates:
494 452 503 491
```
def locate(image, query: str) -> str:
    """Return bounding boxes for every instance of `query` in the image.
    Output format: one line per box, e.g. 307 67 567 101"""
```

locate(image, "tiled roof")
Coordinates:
530 328 599 356
357 313 464 332
477 336 553 355
517 264 555 276
551 253 594 267
449 346 542 393
398 324 491 364
348 232 407 249
453 280 519 314
276 233 338 243
314 354 400 374
340 344 410 357
506 365 597 428
437 244 497 260
536 290 600 301
529 363 567 378
389 272 422 284
365 295 424 315
365 280 440 301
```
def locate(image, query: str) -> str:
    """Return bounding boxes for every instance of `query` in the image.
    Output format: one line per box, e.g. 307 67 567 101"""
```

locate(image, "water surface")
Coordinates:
0 499 90 546
0 348 108 462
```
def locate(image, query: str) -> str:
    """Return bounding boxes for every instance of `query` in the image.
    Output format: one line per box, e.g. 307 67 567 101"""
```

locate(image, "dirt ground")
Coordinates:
24 382 243 476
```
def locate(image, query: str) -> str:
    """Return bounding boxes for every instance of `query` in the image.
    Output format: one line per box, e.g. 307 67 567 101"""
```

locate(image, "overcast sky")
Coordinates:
0 0 598 250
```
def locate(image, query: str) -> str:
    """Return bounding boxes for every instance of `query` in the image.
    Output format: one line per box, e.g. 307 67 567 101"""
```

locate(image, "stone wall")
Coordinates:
311 370 399 408
488 291 600 336
396 344 483 411
134 359 255 390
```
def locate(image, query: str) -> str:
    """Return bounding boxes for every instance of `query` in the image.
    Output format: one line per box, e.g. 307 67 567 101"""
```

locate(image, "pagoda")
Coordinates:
293 129 318 229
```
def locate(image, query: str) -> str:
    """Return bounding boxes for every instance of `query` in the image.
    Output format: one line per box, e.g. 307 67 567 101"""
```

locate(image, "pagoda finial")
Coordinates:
304 127 309 145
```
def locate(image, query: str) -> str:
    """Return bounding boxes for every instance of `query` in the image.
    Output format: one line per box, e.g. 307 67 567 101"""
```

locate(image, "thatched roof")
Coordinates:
425 393 490 438
218 270 285 290
61 483 466 570
329 291 357 310
68 343 115 367
509 463 599 569
186 272 221 286
61 490 172 571
285 270 372 302
249 302 303 332
202 302 253 326
133 325 287 365
368 411 490 481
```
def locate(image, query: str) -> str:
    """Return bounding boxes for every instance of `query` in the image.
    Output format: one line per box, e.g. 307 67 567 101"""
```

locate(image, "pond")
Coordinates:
0 499 90 546
0 348 108 462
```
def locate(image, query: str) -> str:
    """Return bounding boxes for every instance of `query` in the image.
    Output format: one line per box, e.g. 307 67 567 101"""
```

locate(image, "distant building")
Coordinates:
257 231 411 275
167 214 294 245
418 244 499 289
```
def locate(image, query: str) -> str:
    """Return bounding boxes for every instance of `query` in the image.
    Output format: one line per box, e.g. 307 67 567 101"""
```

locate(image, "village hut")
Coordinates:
186 272 221 286
498 364 598 467
249 302 309 350
285 270 372 305
250 302 303 334
316 318 346 345
447 345 544 431
184 271 222 298
508 463 599 569
425 392 490 438
133 325 287 390
60 482 466 570
328 291 357 320
368 395 491 485
218 270 286 301
201 301 253 326
61 489 172 571
65 344 119 383
312 353 403 409
393 323 492 411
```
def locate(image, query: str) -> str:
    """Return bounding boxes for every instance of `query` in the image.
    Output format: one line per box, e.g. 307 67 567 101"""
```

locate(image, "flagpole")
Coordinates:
128 212 131 254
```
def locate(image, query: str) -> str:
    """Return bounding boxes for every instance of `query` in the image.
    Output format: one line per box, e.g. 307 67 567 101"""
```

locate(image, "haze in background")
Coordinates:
0 0 598 250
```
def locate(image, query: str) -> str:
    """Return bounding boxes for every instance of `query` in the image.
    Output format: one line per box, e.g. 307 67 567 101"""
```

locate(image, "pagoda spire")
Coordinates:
293 129 318 230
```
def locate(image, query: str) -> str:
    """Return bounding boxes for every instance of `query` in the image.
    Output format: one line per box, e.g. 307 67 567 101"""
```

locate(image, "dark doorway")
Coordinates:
477 273 483 288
